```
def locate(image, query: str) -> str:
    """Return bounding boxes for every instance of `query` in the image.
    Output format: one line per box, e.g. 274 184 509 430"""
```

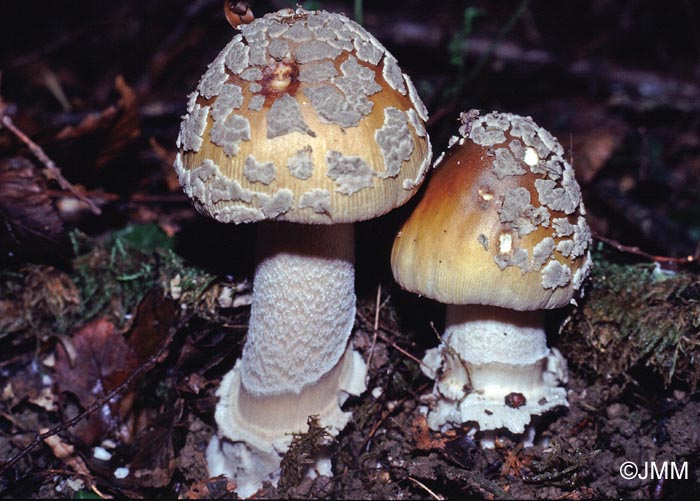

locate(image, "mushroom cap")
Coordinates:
391 111 592 310
175 8 431 224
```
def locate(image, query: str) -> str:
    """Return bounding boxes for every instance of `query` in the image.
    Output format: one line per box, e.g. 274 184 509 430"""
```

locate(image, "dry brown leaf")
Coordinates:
149 137 180 192
573 126 625 184
41 428 91 477
0 265 79 355
53 317 139 445
411 415 447 451
0 156 64 254
51 292 180 482
125 289 177 365
1 362 59 410
55 76 140 169
54 317 138 401
98 76 140 168
126 413 177 488
29 387 59 412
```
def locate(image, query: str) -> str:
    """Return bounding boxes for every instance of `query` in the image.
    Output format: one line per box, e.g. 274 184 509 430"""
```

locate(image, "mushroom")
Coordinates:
174 7 431 496
391 110 591 440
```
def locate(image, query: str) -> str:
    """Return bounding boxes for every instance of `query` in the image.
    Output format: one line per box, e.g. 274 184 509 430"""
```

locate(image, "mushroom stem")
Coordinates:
422 304 568 435
208 222 367 497
243 222 358 400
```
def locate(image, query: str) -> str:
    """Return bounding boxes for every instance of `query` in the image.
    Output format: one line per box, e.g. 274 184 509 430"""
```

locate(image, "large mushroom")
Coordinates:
391 110 591 440
174 7 431 496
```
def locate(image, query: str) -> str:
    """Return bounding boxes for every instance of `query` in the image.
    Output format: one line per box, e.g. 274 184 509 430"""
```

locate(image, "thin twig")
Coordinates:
366 284 382 370
0 106 101 215
408 476 444 500
356 310 425 368
360 391 419 453
90 484 111 499
595 234 698 266
354 0 363 25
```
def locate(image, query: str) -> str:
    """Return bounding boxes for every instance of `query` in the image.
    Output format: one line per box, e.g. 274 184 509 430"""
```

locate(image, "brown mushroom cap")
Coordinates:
391 111 592 311
175 8 431 224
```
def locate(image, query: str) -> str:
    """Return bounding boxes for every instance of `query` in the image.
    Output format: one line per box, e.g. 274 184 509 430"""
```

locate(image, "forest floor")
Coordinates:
1 0 699 498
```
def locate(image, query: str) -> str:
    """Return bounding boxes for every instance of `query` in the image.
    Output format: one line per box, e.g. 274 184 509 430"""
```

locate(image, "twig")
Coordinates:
41 65 72 112
0 105 101 215
90 484 111 499
0 312 191 475
354 0 363 25
366 284 382 370
595 234 698 266
360 391 419 453
408 476 444 500
355 310 425 368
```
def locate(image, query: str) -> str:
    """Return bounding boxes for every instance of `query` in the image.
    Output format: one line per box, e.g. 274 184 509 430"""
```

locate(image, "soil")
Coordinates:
1 0 699 499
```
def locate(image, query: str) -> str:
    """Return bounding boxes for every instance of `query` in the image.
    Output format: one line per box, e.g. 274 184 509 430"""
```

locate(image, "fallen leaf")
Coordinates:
0 265 80 356
0 156 64 260
1 362 59 411
53 317 139 445
29 387 60 412
149 137 180 192
56 76 140 169
126 410 177 488
41 428 91 476
411 415 446 451
125 289 177 365
573 126 625 184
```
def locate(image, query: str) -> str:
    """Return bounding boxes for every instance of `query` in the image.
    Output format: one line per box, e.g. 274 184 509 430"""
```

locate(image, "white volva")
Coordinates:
421 305 568 436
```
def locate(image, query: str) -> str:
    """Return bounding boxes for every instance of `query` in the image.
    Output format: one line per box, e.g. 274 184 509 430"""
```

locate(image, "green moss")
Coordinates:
560 248 700 389
70 224 215 327
0 224 216 343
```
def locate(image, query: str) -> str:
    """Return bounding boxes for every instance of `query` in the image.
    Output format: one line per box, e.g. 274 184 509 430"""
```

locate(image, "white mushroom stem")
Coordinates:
244 223 357 398
208 222 367 497
422 304 568 436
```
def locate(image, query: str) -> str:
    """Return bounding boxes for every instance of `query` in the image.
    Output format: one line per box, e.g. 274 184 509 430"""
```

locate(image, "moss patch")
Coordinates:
559 249 700 389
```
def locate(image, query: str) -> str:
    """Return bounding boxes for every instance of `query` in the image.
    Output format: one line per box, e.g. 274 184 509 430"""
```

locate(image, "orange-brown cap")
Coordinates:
175 8 431 225
391 111 592 310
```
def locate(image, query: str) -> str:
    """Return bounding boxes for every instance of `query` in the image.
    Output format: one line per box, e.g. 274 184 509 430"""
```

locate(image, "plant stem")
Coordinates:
354 0 363 24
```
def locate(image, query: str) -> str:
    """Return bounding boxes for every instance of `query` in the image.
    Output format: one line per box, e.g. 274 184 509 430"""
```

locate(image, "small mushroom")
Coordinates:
391 110 592 438
175 7 431 497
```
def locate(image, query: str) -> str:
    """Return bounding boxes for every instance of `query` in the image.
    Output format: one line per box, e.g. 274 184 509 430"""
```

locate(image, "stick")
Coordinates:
595 234 698 266
366 284 382 370
356 310 425 368
408 476 444 500
0 105 101 215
